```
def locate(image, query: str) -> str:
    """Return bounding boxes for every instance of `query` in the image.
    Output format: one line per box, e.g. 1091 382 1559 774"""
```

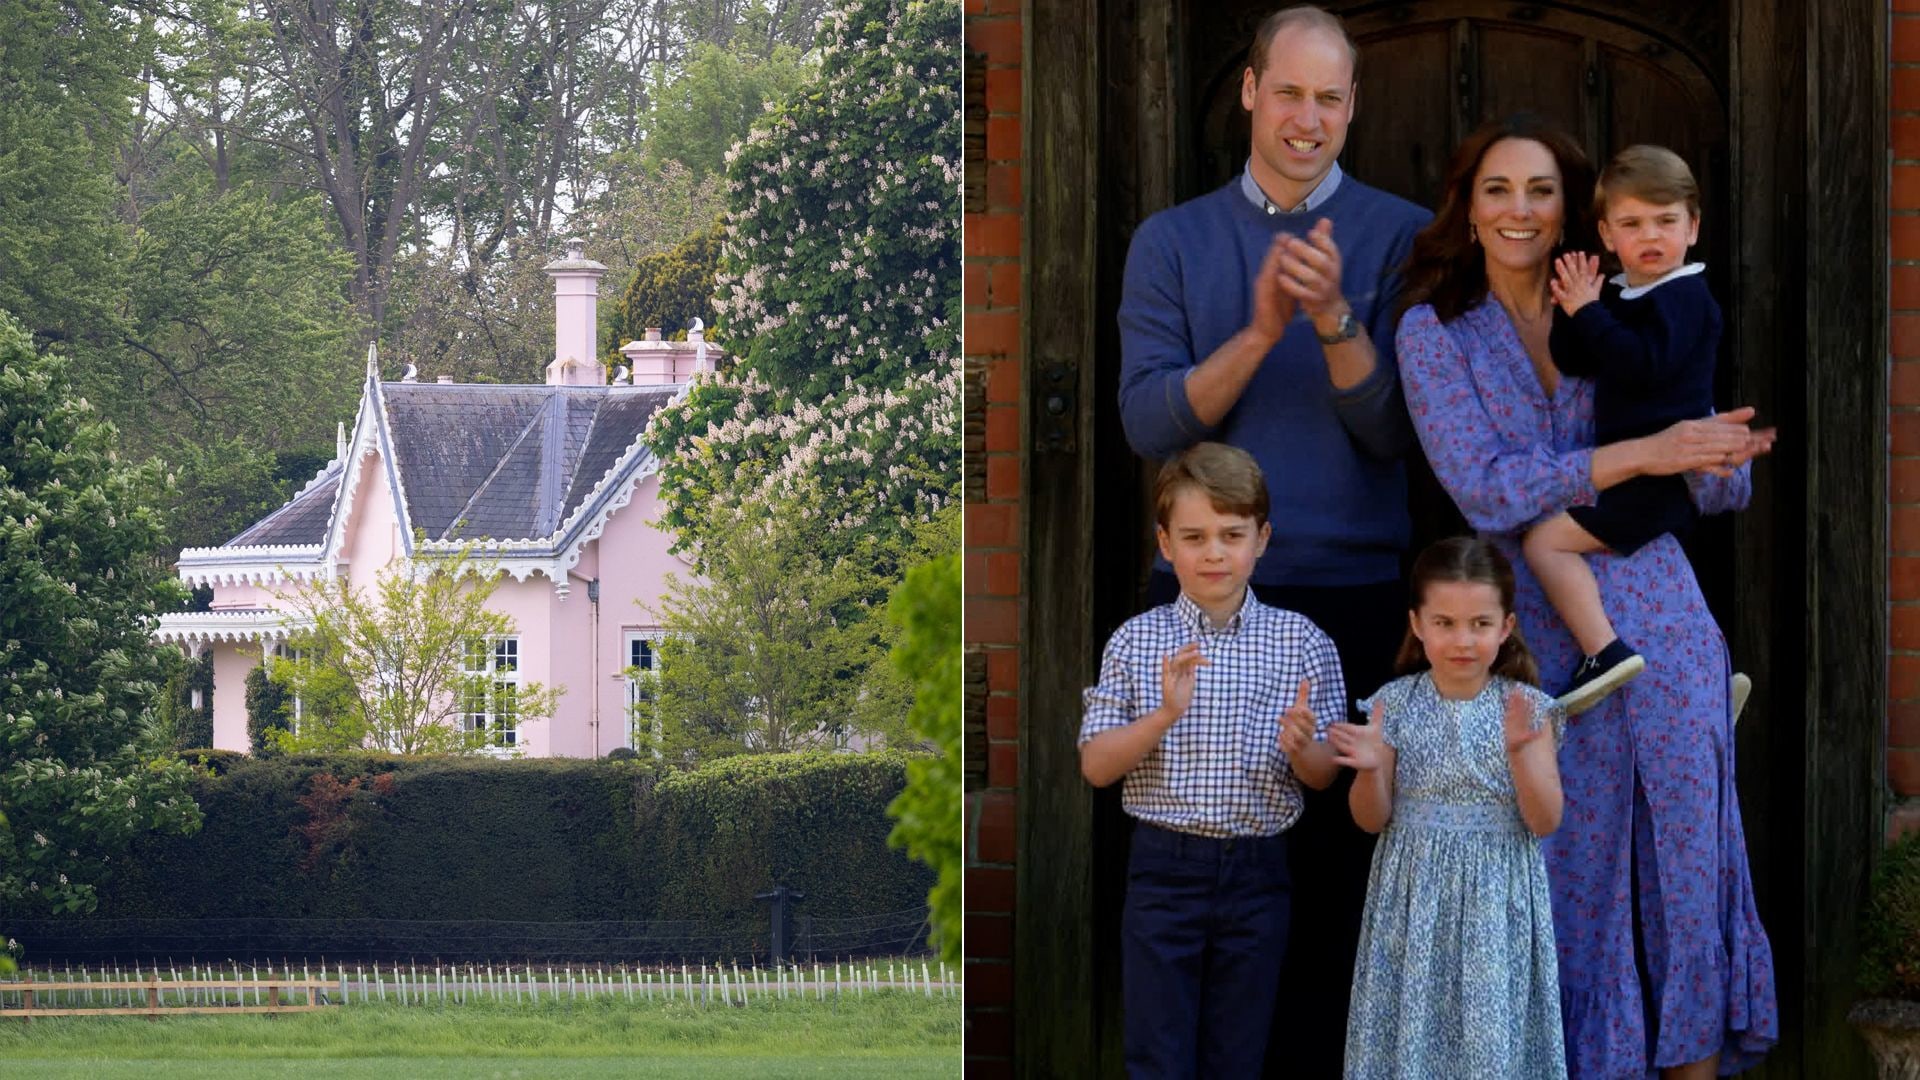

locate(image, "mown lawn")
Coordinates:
0 994 960 1079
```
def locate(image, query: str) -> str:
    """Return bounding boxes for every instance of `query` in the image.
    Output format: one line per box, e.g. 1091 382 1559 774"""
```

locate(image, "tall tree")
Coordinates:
640 41 806 179
0 0 140 351
644 0 960 572
0 313 202 915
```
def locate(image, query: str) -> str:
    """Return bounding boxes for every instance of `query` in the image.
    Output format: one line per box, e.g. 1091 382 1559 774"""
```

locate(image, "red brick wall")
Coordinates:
1893 1 1920 842
962 0 1023 1073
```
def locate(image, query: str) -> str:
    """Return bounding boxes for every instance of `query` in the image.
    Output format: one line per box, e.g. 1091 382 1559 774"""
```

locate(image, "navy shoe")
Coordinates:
1557 639 1645 716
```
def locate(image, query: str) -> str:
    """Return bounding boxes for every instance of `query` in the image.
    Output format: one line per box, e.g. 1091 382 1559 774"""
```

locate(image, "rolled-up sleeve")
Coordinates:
1398 305 1597 534
1080 626 1142 745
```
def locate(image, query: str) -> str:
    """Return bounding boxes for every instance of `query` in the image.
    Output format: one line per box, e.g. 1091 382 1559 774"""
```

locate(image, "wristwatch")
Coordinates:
1316 310 1361 346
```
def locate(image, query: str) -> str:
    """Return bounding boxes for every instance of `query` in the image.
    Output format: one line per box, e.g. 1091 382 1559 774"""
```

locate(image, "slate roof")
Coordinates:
223 383 680 548
227 468 342 546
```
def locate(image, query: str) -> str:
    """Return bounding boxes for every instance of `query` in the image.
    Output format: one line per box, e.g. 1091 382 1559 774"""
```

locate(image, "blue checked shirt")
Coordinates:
1079 591 1346 838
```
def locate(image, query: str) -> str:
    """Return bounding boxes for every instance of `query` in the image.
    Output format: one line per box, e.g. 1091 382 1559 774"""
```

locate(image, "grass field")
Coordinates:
0 994 961 1078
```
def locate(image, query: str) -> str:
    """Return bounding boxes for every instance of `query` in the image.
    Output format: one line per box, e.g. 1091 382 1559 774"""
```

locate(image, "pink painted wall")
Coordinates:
211 583 273 611
211 642 259 752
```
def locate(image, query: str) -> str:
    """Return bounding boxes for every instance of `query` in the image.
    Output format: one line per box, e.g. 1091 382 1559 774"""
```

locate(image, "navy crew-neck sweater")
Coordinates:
1547 265 1720 444
1118 177 1430 587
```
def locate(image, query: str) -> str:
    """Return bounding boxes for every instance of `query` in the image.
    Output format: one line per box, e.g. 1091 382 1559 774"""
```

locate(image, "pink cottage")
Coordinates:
154 242 713 757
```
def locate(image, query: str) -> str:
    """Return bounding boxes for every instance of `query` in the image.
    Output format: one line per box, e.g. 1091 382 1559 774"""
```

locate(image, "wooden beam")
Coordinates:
1017 0 1101 1074
1799 0 1884 1073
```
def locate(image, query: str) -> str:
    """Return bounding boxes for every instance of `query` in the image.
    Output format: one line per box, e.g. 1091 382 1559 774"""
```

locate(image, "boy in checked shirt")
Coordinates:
1079 441 1343 1078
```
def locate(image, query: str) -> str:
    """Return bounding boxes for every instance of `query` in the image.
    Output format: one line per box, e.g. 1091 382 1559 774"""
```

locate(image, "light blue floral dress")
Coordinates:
1345 672 1566 1080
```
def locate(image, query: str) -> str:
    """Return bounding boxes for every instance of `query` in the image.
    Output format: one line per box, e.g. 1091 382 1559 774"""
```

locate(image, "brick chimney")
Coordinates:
542 239 608 386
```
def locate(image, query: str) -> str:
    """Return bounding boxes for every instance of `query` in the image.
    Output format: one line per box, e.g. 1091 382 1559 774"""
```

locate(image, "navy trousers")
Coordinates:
1122 821 1292 1079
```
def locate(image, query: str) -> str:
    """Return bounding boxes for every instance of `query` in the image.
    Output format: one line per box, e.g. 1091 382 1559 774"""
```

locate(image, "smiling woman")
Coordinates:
1396 115 1779 1079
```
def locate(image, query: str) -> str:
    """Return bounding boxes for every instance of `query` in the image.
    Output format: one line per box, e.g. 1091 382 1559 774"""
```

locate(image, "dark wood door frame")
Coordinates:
1016 1 1884 1075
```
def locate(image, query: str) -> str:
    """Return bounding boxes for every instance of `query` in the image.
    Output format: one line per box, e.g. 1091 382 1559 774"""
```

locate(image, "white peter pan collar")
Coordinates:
1608 261 1706 300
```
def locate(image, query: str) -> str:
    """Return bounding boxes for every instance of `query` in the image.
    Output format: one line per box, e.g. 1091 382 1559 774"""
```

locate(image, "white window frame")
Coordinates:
270 642 305 731
461 635 521 747
622 629 665 757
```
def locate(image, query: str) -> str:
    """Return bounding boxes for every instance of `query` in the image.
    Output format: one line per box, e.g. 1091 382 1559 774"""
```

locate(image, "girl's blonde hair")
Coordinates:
1394 536 1540 686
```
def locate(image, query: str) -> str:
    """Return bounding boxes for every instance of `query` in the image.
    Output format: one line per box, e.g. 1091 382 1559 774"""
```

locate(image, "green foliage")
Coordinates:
1862 830 1920 1000
101 180 361 460
568 159 728 305
644 0 960 569
883 547 959 965
157 437 292 554
267 548 560 755
611 224 724 351
244 662 292 755
0 312 202 914
647 496 904 758
154 652 215 752
643 42 810 180
0 0 137 351
716 0 958 395
45 751 934 959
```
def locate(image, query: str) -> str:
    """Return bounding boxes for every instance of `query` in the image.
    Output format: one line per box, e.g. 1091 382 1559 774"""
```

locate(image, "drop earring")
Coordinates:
1468 221 1479 245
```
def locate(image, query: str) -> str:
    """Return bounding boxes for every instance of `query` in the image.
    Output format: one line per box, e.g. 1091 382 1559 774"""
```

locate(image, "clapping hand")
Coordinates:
1159 643 1208 720
1251 234 1300 344
1276 218 1347 319
1549 252 1603 315
1503 687 1547 756
1327 699 1389 772
1278 677 1316 757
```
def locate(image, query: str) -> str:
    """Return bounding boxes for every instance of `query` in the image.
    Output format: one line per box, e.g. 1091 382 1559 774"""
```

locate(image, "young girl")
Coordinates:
1327 537 1567 1079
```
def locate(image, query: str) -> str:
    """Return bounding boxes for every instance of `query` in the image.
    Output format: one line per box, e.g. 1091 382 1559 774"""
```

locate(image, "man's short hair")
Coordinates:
1247 5 1359 83
1595 144 1700 218
1154 443 1271 529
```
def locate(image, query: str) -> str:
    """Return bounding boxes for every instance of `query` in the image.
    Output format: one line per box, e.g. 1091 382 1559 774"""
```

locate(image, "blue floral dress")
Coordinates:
1396 300 1778 1077
1345 672 1566 1080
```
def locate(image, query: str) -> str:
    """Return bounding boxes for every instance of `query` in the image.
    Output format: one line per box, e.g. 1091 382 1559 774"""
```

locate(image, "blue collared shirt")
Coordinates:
1079 590 1346 837
1241 159 1344 216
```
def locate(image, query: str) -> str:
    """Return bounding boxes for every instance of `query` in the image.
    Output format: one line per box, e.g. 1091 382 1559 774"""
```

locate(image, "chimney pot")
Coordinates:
436 375 454 384
645 327 662 342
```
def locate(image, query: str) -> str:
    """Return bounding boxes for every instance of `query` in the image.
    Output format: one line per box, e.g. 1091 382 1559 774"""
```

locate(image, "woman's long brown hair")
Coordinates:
1394 536 1540 687
1399 114 1599 323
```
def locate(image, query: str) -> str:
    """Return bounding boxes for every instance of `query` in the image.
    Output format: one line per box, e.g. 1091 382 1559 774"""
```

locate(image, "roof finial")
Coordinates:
366 341 379 378
336 421 347 462
690 317 708 372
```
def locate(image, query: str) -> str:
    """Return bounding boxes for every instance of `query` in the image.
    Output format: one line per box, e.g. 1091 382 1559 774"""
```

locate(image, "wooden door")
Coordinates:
1029 1 1880 1075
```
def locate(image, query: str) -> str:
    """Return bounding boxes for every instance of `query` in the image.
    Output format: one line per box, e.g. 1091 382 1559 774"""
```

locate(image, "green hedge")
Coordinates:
12 751 931 962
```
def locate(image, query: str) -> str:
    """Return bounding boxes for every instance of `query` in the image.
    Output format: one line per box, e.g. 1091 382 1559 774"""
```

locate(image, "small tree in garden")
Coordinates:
0 312 202 915
647 492 898 758
884 546 960 964
267 547 559 755
644 0 961 574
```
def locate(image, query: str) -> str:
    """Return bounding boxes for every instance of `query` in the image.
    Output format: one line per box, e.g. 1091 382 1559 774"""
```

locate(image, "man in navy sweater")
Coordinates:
1117 6 1429 1076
